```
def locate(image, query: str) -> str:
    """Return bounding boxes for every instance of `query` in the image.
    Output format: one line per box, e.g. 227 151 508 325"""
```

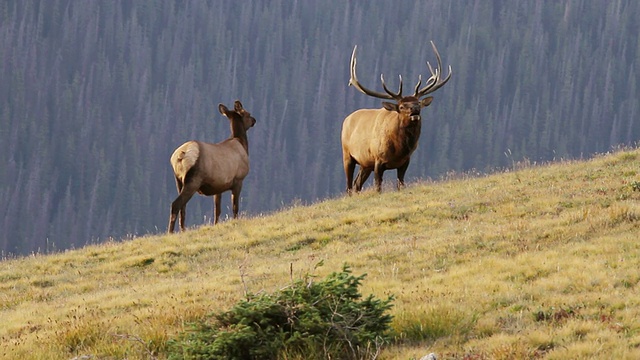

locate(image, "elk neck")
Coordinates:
396 113 422 155
230 122 250 154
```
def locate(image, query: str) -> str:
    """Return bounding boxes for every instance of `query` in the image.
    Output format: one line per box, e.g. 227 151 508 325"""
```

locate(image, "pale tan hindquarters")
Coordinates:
171 141 200 180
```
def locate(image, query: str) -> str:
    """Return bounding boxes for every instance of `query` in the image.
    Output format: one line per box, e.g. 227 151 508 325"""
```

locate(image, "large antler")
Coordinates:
349 46 403 100
414 41 452 98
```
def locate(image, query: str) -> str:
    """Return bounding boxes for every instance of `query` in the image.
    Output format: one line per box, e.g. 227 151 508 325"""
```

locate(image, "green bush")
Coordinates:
167 265 394 359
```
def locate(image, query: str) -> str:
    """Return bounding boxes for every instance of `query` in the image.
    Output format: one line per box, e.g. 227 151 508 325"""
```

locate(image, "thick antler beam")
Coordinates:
349 45 403 100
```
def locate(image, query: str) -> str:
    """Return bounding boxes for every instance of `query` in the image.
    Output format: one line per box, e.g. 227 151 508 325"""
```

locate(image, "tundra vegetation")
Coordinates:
2 148 640 359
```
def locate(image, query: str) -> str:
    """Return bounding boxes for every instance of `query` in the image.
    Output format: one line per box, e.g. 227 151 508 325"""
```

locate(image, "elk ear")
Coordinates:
382 102 398 112
234 100 244 112
420 97 434 108
218 103 230 117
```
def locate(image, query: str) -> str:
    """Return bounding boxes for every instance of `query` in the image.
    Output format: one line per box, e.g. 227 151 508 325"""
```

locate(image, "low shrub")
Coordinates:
167 265 394 359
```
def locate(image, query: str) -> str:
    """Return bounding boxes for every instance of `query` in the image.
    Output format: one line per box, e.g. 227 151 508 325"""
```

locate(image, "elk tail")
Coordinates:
171 141 199 177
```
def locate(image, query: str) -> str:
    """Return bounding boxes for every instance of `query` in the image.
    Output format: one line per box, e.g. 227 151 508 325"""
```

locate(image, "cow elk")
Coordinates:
341 41 451 193
168 100 256 233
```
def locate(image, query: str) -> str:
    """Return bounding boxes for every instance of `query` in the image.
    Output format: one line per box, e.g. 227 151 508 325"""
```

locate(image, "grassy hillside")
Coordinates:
2 149 640 359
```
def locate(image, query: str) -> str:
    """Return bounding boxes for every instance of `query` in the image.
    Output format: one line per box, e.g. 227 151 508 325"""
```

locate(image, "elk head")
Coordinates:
219 100 256 153
349 41 452 122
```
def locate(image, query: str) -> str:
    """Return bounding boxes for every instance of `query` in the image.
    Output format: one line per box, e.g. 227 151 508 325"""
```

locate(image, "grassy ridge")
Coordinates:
2 149 640 359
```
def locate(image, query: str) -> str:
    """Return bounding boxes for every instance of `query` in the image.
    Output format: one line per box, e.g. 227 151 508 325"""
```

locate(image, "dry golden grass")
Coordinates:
2 149 640 359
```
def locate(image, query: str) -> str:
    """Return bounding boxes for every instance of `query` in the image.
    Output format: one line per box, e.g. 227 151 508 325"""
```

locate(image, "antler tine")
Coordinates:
416 41 452 98
349 45 398 100
381 74 403 99
415 63 437 97
413 75 422 97
426 64 452 95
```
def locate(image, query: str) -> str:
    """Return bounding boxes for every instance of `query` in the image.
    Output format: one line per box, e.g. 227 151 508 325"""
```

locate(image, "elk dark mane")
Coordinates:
398 120 421 156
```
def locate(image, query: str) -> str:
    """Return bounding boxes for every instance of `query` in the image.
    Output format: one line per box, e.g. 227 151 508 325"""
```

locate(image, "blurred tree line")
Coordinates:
1 0 638 255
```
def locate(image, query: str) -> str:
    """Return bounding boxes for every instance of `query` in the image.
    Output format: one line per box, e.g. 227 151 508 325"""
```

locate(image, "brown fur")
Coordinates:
168 101 256 233
342 42 451 193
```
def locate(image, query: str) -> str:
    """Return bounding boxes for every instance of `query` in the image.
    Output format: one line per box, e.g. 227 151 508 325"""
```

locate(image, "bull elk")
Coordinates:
341 41 451 193
168 100 256 233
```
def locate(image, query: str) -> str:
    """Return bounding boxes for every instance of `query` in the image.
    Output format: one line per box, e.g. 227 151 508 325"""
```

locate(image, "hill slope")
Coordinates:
2 149 640 359
3 1 640 256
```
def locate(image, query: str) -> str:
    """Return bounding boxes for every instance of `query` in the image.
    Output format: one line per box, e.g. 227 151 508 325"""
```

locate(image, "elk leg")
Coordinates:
174 177 187 231
169 178 199 233
396 160 410 190
343 155 356 194
231 182 243 220
179 204 187 231
373 162 387 192
169 188 197 233
354 167 372 192
214 194 221 224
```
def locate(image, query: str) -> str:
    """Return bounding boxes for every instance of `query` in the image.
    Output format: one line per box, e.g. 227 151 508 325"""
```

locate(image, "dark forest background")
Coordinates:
1 1 638 256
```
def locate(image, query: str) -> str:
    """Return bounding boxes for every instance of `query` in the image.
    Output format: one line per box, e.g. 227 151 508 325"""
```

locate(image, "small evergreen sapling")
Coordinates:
167 265 394 359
